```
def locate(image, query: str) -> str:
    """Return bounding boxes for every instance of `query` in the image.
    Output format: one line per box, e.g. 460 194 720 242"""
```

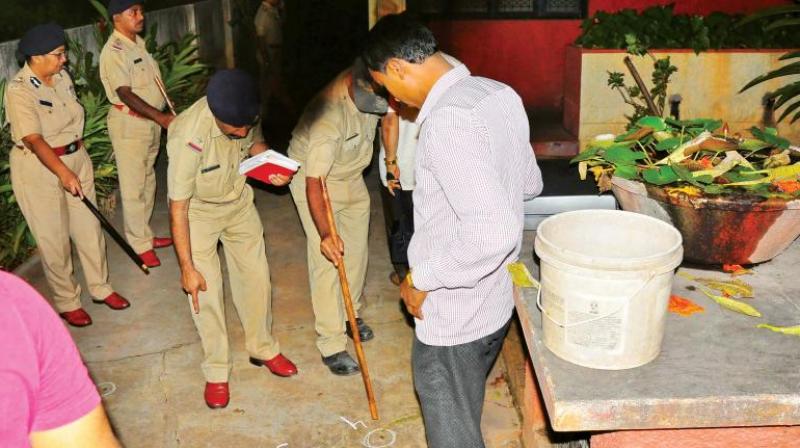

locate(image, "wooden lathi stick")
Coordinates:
320 178 379 420
623 56 662 117
154 76 177 116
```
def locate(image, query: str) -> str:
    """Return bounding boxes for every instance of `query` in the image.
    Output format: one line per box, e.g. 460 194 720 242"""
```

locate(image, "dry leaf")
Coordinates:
579 161 588 181
722 264 753 276
669 294 705 317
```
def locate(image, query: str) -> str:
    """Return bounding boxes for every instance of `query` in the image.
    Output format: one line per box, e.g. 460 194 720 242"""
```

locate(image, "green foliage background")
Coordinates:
0 3 209 270
0 0 196 42
577 4 800 52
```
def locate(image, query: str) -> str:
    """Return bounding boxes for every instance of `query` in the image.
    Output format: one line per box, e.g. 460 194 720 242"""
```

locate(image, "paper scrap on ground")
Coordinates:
668 294 705 317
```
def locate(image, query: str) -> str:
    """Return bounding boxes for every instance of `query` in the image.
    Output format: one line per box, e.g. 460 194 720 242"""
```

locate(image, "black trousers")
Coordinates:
379 186 414 277
412 319 512 448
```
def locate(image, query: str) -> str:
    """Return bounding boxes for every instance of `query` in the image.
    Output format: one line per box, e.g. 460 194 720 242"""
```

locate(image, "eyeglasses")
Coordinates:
46 50 67 59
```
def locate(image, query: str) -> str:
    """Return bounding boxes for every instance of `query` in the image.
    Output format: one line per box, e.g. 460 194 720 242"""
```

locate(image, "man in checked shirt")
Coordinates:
364 13 543 448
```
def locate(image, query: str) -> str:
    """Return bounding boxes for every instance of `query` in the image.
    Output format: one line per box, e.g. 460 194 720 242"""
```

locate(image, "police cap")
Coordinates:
206 69 260 127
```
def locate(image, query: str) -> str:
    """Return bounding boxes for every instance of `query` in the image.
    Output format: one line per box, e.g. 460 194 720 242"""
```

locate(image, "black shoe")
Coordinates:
345 318 374 342
322 351 360 376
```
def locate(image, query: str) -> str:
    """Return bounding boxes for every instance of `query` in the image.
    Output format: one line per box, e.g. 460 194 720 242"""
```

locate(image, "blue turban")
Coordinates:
17 23 65 59
207 69 261 127
108 0 143 16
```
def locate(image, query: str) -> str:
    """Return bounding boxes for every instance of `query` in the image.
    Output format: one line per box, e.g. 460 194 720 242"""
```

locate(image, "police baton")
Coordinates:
154 76 177 116
81 197 150 275
320 178 379 420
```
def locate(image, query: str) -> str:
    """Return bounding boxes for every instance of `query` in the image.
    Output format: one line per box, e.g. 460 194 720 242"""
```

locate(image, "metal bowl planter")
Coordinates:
611 177 800 265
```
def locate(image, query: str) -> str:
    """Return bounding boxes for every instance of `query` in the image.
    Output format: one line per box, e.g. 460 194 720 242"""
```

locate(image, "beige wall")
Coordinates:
565 48 800 149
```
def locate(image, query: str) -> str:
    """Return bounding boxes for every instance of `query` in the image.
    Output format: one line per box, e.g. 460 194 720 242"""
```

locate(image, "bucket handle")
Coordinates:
535 271 656 328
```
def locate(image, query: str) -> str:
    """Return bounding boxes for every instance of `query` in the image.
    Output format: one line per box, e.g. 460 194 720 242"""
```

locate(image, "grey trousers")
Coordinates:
412 319 512 448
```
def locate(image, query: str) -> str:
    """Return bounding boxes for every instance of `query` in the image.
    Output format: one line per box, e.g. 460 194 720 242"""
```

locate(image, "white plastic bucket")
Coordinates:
534 210 683 370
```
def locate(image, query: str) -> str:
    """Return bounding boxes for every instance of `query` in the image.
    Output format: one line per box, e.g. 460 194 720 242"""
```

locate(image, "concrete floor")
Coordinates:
15 157 521 448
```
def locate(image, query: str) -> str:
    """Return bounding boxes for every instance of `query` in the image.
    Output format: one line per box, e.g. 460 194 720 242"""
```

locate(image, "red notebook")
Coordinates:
239 150 300 184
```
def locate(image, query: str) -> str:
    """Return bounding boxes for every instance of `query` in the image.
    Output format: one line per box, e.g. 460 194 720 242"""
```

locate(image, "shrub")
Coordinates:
0 4 209 270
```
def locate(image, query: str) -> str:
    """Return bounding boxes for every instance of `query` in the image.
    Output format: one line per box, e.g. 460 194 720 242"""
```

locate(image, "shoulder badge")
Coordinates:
29 77 41 89
111 39 124 51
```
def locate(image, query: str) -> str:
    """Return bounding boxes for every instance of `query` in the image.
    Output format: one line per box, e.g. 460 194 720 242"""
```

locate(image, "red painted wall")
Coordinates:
430 0 790 113
429 20 581 112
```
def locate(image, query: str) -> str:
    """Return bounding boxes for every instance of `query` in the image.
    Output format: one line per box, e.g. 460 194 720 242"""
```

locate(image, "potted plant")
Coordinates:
564 4 800 149
572 115 800 265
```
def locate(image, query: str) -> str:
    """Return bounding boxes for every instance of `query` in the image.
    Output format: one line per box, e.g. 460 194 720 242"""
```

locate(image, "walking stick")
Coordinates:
81 197 150 275
623 56 662 117
154 76 177 116
320 178 379 420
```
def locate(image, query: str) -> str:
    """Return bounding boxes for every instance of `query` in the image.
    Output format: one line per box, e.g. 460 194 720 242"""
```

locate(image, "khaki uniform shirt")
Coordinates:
167 97 264 214
288 70 378 183
99 30 166 109
5 64 83 148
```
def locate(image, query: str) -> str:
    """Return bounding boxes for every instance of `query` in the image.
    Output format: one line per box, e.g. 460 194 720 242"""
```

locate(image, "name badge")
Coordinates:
201 164 220 173
39 100 53 107
133 58 143 64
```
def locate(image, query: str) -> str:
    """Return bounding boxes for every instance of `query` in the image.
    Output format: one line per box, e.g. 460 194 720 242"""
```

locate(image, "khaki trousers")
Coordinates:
188 193 280 382
10 147 113 312
107 107 161 254
290 177 370 357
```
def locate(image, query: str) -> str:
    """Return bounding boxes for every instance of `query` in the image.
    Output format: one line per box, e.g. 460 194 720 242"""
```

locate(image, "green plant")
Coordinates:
577 4 800 52
739 2 800 123
607 35 678 128
0 2 210 270
571 115 800 198
0 79 36 269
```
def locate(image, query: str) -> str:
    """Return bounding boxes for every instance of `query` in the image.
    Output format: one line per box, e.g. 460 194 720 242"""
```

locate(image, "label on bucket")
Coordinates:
564 295 626 353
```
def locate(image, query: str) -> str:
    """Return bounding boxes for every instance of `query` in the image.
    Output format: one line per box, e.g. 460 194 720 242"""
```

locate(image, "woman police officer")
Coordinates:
6 23 131 327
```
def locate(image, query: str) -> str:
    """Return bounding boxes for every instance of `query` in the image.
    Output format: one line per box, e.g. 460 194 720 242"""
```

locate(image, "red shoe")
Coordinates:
249 354 298 377
59 308 93 327
138 250 161 268
92 292 130 310
153 237 173 249
204 382 229 409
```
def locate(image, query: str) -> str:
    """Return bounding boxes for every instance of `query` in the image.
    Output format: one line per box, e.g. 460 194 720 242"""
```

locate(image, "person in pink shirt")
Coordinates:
0 270 119 448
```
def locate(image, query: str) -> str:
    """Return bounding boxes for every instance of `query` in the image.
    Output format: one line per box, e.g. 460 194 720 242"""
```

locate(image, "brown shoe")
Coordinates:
59 308 92 327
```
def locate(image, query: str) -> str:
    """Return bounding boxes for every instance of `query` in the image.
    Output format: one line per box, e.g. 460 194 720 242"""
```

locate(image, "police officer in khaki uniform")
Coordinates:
167 70 297 409
288 59 386 375
99 0 174 269
253 0 294 123
254 0 282 89
6 23 130 327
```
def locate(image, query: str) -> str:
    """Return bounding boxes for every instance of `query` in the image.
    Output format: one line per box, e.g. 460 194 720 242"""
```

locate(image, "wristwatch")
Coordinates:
384 158 397 166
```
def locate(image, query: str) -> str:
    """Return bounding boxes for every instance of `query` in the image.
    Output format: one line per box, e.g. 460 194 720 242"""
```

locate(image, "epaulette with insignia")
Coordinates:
111 39 124 51
29 77 42 89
